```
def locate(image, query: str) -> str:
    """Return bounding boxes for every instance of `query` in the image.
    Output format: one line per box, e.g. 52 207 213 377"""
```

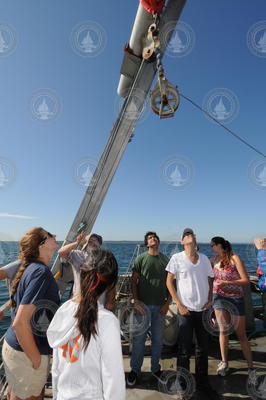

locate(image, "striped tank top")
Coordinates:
213 261 243 298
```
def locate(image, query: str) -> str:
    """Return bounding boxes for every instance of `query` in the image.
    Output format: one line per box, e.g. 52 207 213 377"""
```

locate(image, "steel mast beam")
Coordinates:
51 0 187 291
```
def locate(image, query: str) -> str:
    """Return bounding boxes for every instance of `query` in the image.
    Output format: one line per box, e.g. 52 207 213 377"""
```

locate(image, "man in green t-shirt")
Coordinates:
126 231 171 386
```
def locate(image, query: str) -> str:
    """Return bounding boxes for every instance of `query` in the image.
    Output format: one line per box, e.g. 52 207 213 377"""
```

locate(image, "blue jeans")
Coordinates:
130 305 165 374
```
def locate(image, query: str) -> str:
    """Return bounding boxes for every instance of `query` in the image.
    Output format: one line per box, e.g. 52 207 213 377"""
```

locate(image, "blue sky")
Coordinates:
0 0 265 243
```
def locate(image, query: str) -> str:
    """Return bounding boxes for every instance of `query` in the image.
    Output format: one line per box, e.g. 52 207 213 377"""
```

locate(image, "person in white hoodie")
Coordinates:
47 248 126 400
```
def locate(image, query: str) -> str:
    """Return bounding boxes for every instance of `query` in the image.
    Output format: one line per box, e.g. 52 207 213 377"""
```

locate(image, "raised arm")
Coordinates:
58 232 86 260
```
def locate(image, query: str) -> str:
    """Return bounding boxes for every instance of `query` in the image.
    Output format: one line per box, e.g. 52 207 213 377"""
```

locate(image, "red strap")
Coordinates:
140 0 165 14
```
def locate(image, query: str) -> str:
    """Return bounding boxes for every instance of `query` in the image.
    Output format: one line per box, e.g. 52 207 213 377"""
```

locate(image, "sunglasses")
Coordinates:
39 232 53 246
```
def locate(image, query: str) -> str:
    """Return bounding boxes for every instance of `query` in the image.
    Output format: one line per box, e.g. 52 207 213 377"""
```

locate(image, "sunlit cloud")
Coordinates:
0 213 38 219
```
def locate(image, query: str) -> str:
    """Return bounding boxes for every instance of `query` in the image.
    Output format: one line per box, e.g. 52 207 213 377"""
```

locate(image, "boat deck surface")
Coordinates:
43 326 266 400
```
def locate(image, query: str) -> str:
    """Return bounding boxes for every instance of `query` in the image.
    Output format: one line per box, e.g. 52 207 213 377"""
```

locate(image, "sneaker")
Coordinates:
126 370 138 386
216 361 229 376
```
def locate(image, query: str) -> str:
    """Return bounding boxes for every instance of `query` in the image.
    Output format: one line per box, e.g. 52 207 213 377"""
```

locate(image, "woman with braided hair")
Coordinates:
47 247 126 400
210 236 253 376
2 227 60 400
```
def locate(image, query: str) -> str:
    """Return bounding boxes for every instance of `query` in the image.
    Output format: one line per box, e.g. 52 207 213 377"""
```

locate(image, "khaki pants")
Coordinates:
2 340 50 399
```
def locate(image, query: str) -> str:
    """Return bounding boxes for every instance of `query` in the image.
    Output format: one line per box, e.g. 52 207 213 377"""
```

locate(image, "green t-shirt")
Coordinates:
132 251 169 306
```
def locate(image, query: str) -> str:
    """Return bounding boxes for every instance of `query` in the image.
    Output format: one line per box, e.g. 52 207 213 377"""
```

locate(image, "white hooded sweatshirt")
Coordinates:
47 299 126 400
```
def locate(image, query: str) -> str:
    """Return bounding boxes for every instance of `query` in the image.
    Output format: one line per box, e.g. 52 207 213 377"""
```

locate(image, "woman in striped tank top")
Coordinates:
210 237 253 376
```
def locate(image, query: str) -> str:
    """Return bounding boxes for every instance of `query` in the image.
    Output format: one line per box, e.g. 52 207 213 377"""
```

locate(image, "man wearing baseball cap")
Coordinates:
166 228 219 400
59 232 103 298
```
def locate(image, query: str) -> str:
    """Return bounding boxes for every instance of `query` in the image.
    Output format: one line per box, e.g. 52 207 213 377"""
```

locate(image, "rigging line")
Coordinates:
180 93 266 159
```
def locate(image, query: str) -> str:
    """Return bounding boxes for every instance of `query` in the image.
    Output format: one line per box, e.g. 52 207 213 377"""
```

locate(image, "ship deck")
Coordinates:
42 320 266 400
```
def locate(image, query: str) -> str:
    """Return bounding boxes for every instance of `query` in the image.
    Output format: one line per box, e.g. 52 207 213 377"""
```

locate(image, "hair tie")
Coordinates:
89 272 110 292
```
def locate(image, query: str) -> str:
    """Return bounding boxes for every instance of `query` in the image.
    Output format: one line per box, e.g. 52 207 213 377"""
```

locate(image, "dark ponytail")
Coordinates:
75 248 118 350
211 236 233 269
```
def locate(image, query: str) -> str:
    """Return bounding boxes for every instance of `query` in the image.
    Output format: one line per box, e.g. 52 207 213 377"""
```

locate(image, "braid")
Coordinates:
75 248 118 350
9 227 45 308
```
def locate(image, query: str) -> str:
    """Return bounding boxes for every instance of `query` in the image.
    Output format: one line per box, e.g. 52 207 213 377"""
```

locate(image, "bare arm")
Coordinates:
58 232 86 260
166 272 190 315
232 255 250 285
12 304 41 369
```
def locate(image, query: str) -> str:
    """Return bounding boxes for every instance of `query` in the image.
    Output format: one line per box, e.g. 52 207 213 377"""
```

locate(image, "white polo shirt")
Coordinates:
166 251 214 312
